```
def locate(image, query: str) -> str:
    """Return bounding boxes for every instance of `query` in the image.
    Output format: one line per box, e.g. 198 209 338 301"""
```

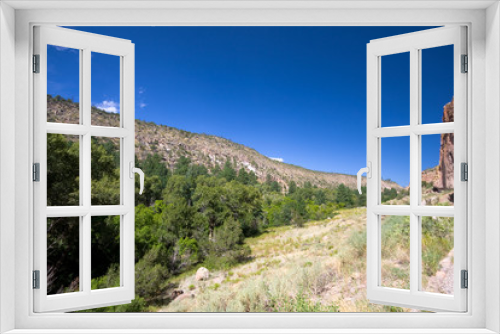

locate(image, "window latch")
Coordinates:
357 162 372 195
129 162 145 195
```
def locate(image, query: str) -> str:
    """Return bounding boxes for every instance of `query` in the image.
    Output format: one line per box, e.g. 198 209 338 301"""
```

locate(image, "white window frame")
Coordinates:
0 1 499 333
366 26 467 312
33 26 136 313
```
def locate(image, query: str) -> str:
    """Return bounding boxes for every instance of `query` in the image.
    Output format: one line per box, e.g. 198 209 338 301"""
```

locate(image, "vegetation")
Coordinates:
163 208 447 312
45 96 453 312
46 132 382 311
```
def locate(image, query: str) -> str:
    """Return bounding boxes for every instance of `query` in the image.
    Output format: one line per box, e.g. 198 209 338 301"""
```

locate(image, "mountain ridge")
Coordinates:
47 95 401 190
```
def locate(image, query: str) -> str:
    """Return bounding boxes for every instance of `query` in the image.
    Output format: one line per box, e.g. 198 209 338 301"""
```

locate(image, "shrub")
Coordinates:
421 216 454 276
347 229 367 258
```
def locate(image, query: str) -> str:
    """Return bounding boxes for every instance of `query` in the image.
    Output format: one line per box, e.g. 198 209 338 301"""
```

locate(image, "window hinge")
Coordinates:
461 54 468 73
33 270 40 289
33 54 40 73
461 162 468 181
33 163 40 182
461 270 468 289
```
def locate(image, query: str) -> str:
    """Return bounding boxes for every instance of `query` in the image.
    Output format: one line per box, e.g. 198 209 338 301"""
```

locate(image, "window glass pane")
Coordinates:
381 137 409 205
91 216 120 290
381 52 410 127
421 216 454 295
47 217 80 295
91 137 120 206
381 215 410 290
47 45 80 124
421 45 454 125
421 134 454 206
47 133 80 206
91 52 120 127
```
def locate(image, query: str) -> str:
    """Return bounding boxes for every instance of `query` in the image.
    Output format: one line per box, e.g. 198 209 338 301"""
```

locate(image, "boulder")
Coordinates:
172 290 184 299
195 267 210 281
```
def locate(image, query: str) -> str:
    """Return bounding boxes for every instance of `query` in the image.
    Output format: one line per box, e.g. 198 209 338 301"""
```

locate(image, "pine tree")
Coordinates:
220 160 237 182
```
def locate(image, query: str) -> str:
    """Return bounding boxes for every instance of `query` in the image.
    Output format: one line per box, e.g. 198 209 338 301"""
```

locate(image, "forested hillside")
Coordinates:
47 95 401 191
48 131 391 311
45 95 410 312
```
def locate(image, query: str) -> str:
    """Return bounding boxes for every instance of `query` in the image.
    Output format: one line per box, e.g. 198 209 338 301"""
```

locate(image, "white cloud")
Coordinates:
270 157 284 163
138 87 146 95
95 100 120 113
139 102 147 109
51 45 77 53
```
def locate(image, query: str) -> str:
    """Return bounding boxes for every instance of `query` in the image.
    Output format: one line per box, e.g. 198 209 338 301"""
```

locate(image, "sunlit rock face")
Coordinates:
436 99 454 190
420 98 454 191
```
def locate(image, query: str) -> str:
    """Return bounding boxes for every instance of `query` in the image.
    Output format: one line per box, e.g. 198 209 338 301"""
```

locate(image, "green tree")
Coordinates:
138 153 169 187
236 168 251 185
357 186 367 206
203 219 250 269
91 138 120 205
46 133 79 206
225 181 263 236
247 171 258 185
382 187 398 203
211 163 222 177
136 175 163 206
265 174 281 193
337 183 355 208
46 134 125 295
162 175 197 239
174 156 192 176
193 176 229 242
220 160 237 182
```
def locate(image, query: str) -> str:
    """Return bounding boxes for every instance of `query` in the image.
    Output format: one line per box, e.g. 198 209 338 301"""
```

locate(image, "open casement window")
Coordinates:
365 26 467 312
33 26 140 312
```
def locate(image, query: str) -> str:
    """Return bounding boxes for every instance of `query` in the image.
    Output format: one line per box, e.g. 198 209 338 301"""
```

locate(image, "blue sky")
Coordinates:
48 27 454 187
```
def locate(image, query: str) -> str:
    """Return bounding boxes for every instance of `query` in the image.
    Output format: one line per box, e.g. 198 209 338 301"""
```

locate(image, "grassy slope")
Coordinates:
158 207 454 313
158 209 401 312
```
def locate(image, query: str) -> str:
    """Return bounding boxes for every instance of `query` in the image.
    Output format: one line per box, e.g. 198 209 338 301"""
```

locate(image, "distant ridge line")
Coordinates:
47 94 401 191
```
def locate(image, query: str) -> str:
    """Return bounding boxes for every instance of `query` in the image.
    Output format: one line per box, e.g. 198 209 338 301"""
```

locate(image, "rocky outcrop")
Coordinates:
421 99 454 191
435 99 454 190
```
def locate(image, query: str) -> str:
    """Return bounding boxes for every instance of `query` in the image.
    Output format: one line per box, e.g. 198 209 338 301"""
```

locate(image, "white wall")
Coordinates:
0 1 16 333
1 3 496 332
486 2 500 333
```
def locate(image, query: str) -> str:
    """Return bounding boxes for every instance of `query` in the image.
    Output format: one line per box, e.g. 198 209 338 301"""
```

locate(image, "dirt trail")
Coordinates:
424 248 454 295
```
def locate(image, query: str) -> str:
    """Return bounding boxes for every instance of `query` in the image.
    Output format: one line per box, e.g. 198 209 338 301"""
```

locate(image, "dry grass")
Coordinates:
158 208 421 313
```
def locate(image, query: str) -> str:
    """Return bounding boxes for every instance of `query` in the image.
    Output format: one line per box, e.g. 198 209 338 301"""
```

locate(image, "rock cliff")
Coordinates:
436 99 454 190
421 98 454 192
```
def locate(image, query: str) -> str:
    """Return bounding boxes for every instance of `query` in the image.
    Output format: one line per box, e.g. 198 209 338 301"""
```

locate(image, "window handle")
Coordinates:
357 162 371 195
129 162 145 195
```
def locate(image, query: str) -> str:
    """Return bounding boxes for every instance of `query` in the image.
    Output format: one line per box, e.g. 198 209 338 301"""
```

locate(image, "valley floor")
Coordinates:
157 207 451 313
